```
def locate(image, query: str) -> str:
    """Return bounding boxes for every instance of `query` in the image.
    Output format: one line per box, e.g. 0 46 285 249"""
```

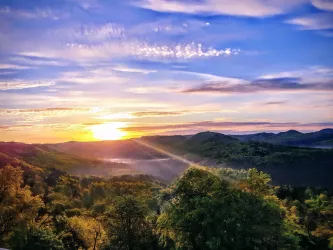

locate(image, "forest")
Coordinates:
0 162 332 249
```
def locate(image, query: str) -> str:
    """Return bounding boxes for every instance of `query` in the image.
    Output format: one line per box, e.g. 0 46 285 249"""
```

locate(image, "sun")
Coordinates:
91 122 127 140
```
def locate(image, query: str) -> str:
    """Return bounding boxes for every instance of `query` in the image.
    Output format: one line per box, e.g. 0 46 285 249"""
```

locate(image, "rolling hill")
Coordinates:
48 131 333 187
0 142 136 177
233 128 333 147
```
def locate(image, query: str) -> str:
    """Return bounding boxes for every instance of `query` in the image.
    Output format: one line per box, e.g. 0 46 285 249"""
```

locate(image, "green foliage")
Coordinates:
158 167 288 250
145 133 333 187
11 227 64 250
103 195 151 250
0 165 44 246
0 160 332 249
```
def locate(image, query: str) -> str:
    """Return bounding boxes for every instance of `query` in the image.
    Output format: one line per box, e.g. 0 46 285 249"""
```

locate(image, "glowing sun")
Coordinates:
91 122 127 140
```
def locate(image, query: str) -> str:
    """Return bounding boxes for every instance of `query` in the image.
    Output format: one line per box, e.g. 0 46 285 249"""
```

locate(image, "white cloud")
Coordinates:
287 13 333 30
51 23 125 42
260 66 333 83
312 0 333 11
126 86 175 94
112 66 156 74
1 6 69 20
0 81 55 90
134 0 306 17
58 69 126 85
129 19 210 36
132 42 240 59
21 40 240 62
0 64 31 70
10 57 66 66
174 70 246 82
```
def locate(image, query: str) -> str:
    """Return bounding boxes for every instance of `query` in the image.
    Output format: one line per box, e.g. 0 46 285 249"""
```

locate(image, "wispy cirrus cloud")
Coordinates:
112 66 156 74
94 109 220 121
287 13 333 30
0 107 89 114
132 110 213 117
9 56 67 67
182 66 333 94
311 0 333 11
52 23 126 42
134 0 305 17
0 80 55 91
3 18 240 63
0 64 32 70
0 6 69 20
0 107 92 124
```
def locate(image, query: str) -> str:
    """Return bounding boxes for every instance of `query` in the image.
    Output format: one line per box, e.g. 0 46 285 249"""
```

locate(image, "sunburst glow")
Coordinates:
91 122 127 140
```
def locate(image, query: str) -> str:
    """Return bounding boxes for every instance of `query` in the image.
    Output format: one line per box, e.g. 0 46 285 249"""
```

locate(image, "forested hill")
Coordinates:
0 142 136 176
233 128 333 147
48 131 333 187
141 132 333 187
1 138 333 249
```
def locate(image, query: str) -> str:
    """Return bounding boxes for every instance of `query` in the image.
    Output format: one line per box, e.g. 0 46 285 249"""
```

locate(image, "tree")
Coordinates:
158 167 289 250
68 216 105 250
241 168 273 196
103 195 150 250
11 227 64 250
0 165 43 245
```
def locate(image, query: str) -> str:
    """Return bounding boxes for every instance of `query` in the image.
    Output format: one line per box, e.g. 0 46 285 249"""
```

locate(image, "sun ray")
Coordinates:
133 139 200 167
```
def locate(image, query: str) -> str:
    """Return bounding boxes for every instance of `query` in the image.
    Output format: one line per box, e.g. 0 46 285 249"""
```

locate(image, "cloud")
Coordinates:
52 23 126 42
0 64 31 70
260 66 333 81
56 67 128 85
126 86 175 94
132 110 211 117
134 0 305 17
9 56 67 67
0 80 55 90
64 41 240 61
265 101 286 105
123 120 333 134
94 109 219 121
129 18 210 36
182 77 333 94
1 6 69 20
0 107 89 114
0 107 92 124
112 66 156 74
286 13 333 30
1 17 241 63
311 0 333 11
0 124 33 130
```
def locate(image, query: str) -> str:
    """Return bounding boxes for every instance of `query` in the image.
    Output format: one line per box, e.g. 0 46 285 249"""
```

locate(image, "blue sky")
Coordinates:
0 0 333 142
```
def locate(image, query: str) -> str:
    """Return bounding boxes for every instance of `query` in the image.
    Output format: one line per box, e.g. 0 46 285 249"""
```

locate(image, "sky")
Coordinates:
0 0 333 143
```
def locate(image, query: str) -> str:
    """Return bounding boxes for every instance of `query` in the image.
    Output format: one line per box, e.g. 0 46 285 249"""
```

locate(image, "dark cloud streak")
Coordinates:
182 77 333 94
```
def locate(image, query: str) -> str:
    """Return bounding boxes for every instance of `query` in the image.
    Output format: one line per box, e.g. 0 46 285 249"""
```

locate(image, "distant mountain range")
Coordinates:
232 128 333 148
1 128 333 187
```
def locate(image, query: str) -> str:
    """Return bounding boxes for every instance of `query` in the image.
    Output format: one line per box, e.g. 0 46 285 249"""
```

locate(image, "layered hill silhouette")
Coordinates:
1 129 333 187
233 128 333 147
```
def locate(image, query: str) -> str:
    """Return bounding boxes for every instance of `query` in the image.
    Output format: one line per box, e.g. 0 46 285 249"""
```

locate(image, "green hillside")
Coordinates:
142 132 333 187
234 128 333 147
0 142 135 176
